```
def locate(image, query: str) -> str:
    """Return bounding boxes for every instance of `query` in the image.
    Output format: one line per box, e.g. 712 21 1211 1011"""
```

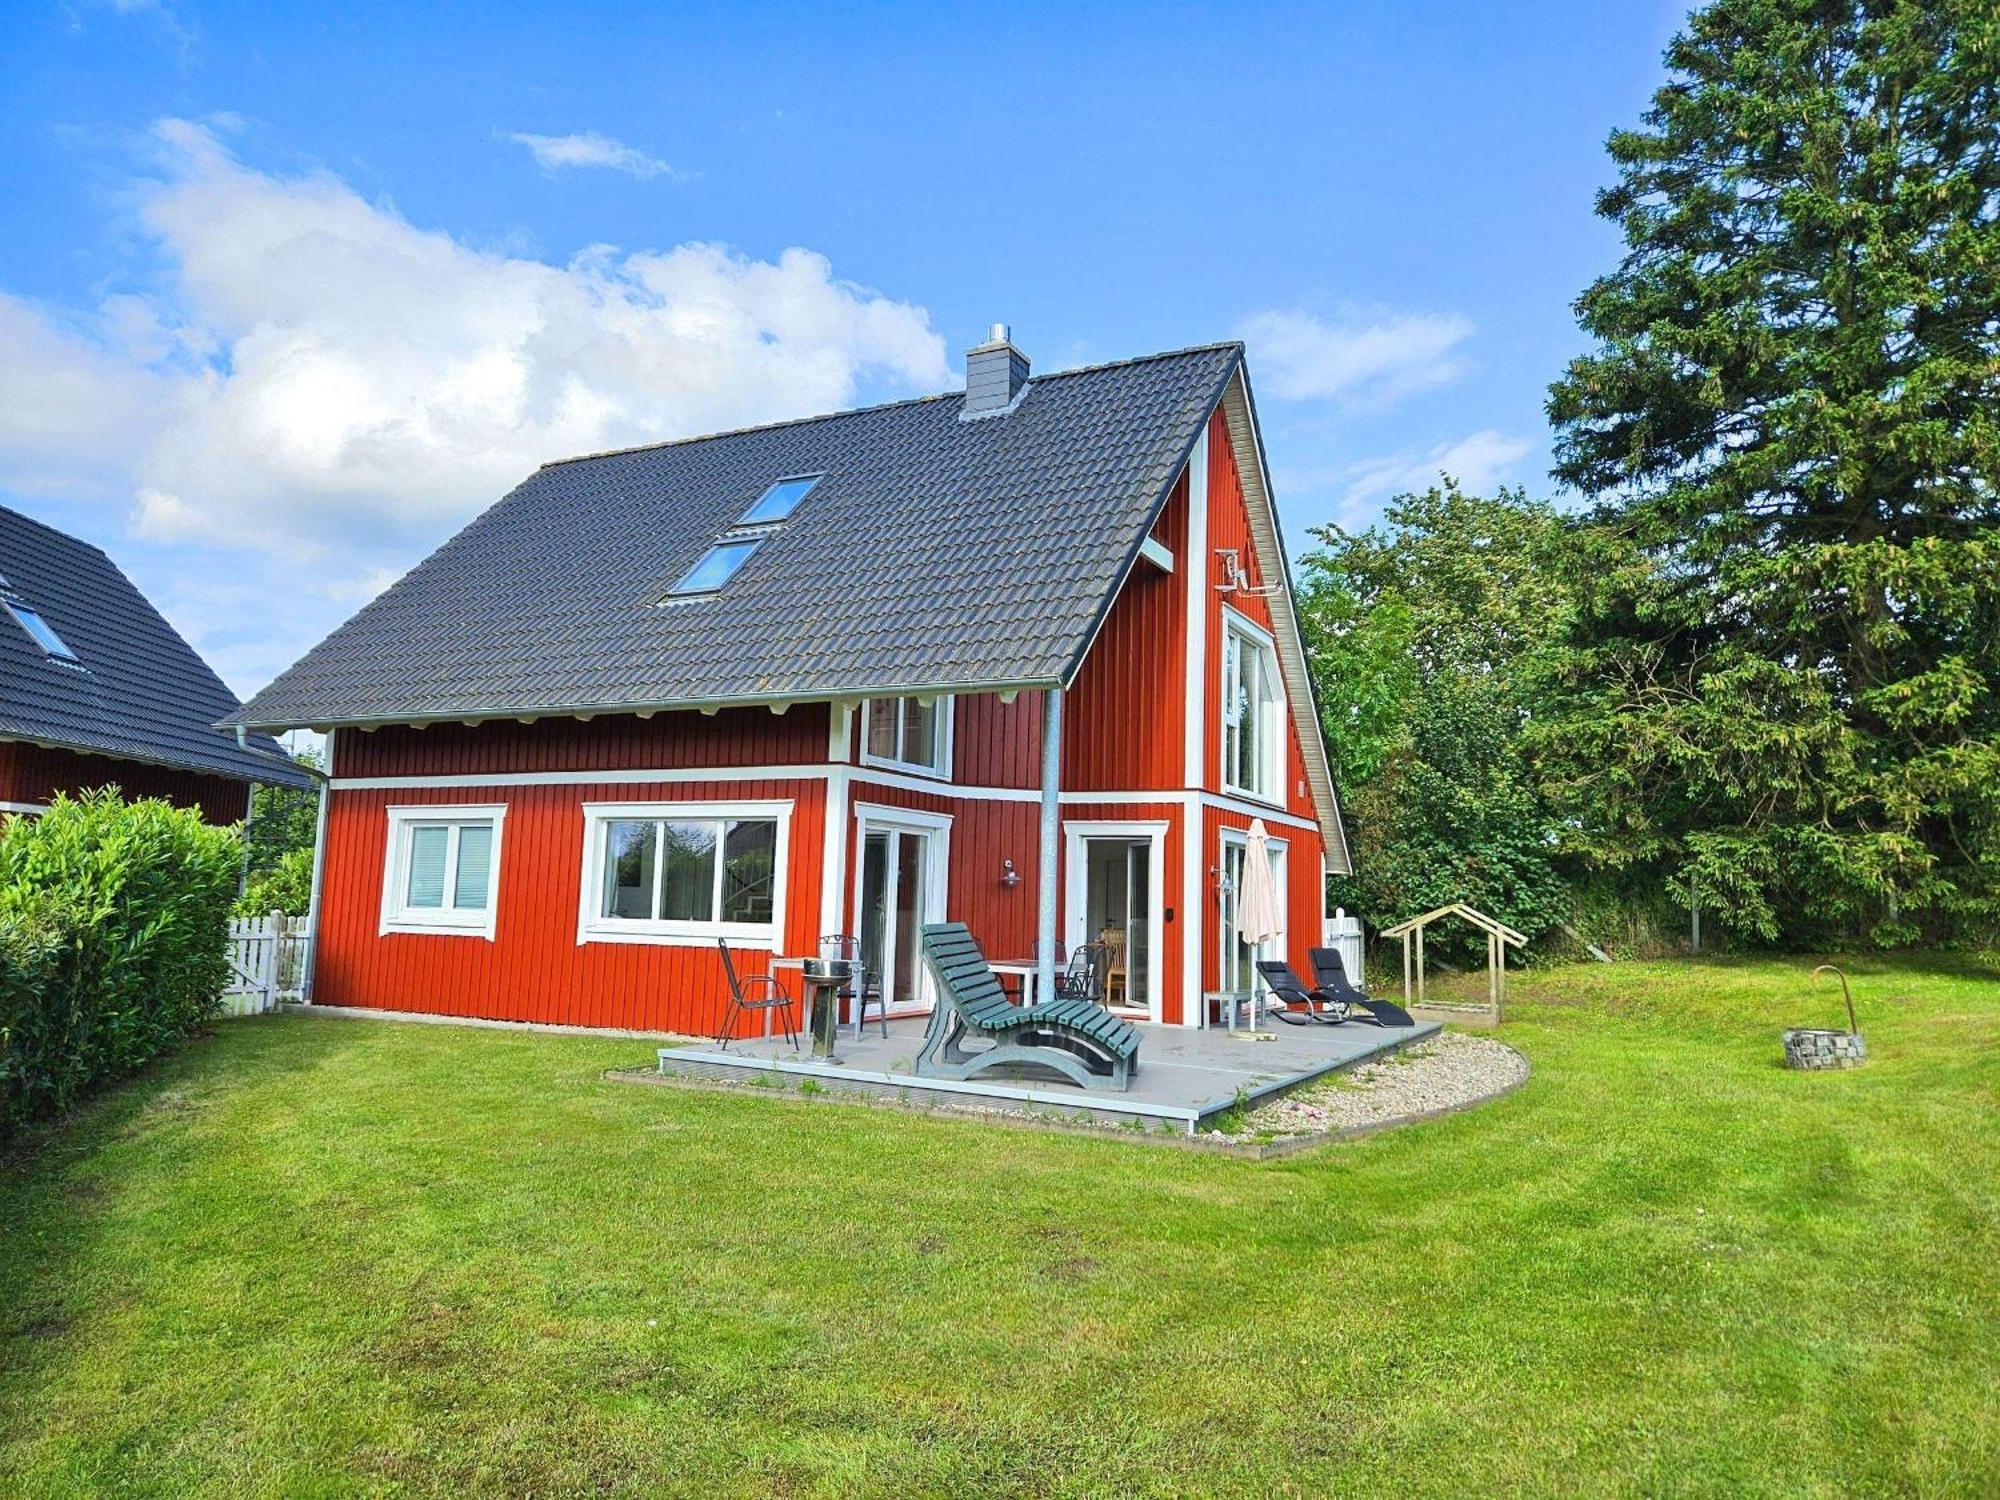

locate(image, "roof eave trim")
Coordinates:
225 673 1071 736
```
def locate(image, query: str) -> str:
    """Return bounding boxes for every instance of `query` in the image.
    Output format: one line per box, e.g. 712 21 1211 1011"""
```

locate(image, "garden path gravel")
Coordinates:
1225 1031 1528 1140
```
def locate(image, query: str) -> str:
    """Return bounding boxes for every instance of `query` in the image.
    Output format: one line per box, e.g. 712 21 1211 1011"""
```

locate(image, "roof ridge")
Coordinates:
0 502 114 564
537 340 1244 470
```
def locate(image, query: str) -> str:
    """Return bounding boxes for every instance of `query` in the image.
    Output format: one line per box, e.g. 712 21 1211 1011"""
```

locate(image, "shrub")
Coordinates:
236 843 313 918
0 790 241 1136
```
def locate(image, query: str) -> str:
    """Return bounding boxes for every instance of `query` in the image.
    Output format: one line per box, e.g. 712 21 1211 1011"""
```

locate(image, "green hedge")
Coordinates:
0 790 241 1137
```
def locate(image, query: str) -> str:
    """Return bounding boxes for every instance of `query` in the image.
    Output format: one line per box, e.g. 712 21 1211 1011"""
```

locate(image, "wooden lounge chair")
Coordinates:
1254 959 1351 1026
918 922 1140 1091
1309 947 1417 1028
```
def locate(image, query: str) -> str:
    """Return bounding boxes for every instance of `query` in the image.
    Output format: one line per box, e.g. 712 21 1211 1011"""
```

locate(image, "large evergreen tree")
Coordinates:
1545 0 2000 944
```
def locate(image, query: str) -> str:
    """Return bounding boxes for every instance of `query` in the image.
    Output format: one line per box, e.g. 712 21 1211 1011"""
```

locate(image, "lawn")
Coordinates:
2 957 1997 1496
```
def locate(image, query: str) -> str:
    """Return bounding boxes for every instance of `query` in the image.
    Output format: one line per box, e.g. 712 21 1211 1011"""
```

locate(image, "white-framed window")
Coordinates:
861 695 953 778
380 805 506 938
1221 610 1285 802
1218 829 1288 995
577 800 791 948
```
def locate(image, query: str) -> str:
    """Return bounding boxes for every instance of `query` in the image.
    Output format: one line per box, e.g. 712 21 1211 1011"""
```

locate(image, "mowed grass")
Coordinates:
2 957 1997 1497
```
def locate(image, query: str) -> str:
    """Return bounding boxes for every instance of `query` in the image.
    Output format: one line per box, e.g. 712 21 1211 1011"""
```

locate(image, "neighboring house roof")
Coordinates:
0 506 312 790
230 342 1243 729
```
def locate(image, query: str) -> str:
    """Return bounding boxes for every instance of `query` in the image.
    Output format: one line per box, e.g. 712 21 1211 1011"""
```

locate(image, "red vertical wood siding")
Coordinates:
1198 802 1324 996
310 398 1343 1032
951 693 1042 788
841 781 1042 963
1063 472 1189 792
317 776 826 1034
1201 409 1320 821
336 705 829 778
1059 800 1189 1024
0 739 251 824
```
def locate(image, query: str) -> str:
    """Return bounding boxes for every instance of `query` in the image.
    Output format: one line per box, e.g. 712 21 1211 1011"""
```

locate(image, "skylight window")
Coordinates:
667 538 762 597
739 475 821 526
6 602 78 661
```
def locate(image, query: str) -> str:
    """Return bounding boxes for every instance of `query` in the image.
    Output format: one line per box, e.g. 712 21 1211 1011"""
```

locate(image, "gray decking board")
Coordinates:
655 1014 1442 1134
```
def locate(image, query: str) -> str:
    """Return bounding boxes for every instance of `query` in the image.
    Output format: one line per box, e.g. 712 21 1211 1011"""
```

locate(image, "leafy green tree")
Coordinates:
1298 484 1573 955
1545 0 2000 945
238 742 322 916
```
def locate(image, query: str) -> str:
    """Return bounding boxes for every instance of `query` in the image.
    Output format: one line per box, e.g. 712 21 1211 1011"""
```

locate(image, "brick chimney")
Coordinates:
962 323 1030 415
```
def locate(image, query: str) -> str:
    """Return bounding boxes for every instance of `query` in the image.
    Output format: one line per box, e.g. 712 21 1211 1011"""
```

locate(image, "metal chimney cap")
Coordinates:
988 322 1011 344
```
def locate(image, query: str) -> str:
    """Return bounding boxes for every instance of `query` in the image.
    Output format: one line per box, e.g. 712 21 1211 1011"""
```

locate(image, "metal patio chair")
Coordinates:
716 938 799 1050
818 933 888 1039
1053 942 1107 1006
1308 947 1417 1028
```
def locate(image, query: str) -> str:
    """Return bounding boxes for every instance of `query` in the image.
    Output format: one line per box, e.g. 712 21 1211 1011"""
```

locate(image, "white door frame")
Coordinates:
1218 826 1289 996
1063 819 1169 1024
851 802 953 1014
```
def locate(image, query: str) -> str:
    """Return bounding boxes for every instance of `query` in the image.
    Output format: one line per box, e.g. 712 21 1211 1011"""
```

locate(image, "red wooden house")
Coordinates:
229 330 1350 1032
0 504 311 822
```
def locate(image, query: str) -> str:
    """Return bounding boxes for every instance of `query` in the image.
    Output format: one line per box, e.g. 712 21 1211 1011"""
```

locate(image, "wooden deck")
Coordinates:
654 1013 1442 1134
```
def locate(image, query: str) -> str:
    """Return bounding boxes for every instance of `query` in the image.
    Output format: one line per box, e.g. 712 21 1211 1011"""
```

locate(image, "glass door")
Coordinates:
858 824 936 1015
1219 836 1287 999
1083 837 1152 1017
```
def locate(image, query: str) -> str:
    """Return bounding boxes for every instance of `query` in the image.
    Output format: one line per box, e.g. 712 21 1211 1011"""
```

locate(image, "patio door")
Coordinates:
1218 831 1288 998
1064 822 1167 1022
854 805 951 1016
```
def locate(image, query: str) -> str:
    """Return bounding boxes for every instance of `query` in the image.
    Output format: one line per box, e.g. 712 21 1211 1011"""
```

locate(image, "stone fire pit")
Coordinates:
1783 964 1867 1071
1782 1027 1867 1070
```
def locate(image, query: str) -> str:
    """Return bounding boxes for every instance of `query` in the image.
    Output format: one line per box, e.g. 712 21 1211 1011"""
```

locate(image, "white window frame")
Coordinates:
576 799 792 949
379 804 507 939
1217 827 1289 995
1220 608 1285 805
850 802 954 1014
859 695 954 780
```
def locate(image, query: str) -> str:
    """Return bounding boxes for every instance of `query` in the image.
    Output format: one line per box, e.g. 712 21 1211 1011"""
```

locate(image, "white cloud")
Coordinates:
506 130 684 181
2 119 948 560
0 119 948 692
1235 307 1474 406
1338 429 1534 509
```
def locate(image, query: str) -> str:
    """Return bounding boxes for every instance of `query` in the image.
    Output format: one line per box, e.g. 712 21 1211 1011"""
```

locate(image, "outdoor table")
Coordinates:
990 961 1039 1005
1206 988 1259 1033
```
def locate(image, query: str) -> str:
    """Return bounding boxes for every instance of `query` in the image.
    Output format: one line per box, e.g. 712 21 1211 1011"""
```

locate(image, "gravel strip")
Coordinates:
1217 1032 1528 1140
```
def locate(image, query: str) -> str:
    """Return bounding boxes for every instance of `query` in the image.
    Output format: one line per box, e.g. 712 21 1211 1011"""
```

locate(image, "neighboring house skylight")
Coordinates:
667 538 762 597
6 601 79 661
739 475 821 526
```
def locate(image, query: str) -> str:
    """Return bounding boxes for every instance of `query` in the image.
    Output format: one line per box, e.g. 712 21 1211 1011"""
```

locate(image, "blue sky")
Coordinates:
0 0 1684 700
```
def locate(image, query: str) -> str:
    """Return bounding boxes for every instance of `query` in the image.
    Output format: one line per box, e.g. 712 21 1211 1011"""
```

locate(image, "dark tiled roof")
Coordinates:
231 343 1243 730
0 506 312 788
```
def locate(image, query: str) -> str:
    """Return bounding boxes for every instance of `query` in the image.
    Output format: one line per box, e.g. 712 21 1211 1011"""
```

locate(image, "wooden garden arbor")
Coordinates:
1379 903 1527 1021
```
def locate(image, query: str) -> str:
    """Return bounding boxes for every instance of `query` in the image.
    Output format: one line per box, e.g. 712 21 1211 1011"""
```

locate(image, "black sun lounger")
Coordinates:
918 922 1140 1091
1253 959 1351 1025
1309 947 1417 1028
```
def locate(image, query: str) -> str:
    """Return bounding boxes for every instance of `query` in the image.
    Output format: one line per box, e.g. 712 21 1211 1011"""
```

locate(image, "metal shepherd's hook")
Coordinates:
1812 964 1859 1038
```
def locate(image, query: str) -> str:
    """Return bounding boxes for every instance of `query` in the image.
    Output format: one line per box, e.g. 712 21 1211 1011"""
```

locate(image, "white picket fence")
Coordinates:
1322 907 1366 989
220 910 312 1017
